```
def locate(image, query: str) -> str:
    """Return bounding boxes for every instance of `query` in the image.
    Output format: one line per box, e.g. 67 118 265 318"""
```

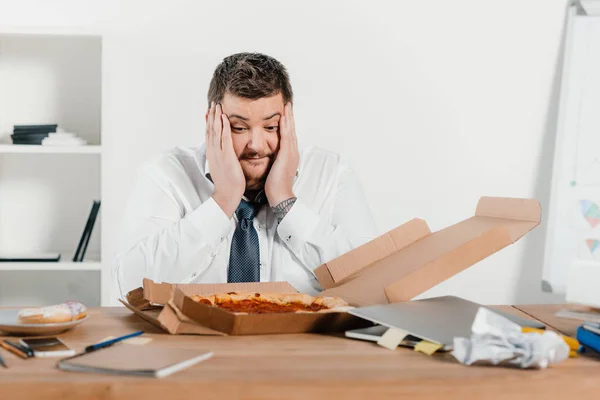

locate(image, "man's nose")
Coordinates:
247 128 266 153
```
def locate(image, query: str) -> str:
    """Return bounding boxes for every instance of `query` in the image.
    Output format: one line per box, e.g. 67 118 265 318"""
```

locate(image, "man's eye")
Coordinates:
233 127 247 132
265 126 278 131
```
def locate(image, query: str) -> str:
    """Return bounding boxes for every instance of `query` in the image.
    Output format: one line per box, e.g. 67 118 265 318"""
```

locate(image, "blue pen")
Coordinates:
85 331 144 353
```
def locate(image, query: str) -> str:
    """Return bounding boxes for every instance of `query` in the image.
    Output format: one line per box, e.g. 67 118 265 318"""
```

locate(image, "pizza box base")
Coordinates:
121 287 226 336
123 280 368 336
170 287 366 335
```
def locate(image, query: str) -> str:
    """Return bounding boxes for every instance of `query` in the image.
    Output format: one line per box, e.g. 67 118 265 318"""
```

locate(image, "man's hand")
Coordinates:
265 102 299 206
206 102 245 218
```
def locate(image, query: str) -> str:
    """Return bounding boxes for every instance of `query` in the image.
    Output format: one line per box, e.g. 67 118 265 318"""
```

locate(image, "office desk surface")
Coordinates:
0 306 597 400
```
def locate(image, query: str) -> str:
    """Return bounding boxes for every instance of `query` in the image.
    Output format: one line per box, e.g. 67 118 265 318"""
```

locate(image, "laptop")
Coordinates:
348 295 545 350
345 325 422 347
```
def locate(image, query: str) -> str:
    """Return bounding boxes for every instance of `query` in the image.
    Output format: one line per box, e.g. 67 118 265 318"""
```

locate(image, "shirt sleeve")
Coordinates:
113 163 232 298
276 164 378 271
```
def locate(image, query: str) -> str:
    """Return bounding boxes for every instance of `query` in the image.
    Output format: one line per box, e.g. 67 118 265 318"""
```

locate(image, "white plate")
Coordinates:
0 309 88 335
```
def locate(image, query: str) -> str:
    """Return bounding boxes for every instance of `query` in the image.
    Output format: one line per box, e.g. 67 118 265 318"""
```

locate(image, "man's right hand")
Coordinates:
206 102 245 218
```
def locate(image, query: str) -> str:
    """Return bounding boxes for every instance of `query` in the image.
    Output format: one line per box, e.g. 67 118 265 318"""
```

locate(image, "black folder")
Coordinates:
73 201 101 262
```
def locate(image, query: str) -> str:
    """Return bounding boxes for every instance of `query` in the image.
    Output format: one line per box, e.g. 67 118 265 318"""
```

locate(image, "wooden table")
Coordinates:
0 305 597 399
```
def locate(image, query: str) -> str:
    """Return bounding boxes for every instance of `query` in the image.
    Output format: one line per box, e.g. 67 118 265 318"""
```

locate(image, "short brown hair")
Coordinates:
207 52 293 105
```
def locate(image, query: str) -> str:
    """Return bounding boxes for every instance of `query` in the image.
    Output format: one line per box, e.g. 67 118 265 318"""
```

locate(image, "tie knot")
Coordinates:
235 200 257 221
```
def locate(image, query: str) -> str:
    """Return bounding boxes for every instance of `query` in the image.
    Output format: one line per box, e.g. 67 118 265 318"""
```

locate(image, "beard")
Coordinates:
240 151 275 191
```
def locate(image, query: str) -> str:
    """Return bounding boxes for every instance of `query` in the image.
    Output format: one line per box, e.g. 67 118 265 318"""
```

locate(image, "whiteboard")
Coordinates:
543 7 600 293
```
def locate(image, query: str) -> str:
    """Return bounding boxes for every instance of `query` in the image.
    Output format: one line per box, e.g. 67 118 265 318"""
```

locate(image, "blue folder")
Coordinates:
577 325 600 353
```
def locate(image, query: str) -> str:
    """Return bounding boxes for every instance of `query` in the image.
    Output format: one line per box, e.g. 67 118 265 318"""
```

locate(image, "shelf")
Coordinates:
0 145 101 154
0 260 101 271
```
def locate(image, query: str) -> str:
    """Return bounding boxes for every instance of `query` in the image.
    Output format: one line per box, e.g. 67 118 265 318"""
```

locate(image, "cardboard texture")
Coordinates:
123 196 540 336
171 288 364 335
317 197 541 306
314 218 431 288
143 278 298 305
121 288 226 336
127 280 364 336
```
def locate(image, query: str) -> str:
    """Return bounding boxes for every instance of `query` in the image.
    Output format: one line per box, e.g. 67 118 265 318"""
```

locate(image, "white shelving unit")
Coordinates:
0 144 102 154
0 261 102 271
0 32 103 307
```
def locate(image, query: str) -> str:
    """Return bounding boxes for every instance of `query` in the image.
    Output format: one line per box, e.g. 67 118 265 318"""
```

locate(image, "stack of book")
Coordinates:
11 124 58 145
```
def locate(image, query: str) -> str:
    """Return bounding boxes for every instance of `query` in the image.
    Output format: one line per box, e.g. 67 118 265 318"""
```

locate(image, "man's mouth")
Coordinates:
242 156 270 162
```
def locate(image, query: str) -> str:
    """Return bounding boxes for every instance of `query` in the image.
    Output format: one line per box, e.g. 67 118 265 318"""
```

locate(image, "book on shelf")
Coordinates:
73 200 101 262
0 253 61 262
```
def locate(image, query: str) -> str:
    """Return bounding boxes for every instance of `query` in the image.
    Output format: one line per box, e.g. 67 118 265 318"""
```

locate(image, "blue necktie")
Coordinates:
228 200 260 282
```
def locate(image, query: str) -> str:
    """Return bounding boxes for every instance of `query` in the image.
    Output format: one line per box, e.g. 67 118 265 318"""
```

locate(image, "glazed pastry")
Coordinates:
17 301 87 324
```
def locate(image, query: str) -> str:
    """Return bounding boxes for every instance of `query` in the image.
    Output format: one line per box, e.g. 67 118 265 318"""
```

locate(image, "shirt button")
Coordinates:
286 235 292 242
192 272 197 277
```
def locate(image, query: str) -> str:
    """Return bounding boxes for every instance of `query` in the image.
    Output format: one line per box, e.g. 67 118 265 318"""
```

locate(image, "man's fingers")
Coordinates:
221 113 233 152
281 115 294 154
279 114 288 141
288 102 294 122
214 103 223 140
207 101 216 147
287 103 298 145
281 103 297 149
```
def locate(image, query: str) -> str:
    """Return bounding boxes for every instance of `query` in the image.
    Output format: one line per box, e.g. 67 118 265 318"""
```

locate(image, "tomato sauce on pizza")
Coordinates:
191 292 348 314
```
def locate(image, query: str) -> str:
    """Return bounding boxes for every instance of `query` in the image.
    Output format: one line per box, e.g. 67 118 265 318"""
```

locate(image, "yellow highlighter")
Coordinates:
521 327 580 357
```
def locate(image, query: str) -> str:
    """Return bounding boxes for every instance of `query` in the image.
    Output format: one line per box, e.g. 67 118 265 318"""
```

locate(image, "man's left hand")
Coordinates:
265 102 299 206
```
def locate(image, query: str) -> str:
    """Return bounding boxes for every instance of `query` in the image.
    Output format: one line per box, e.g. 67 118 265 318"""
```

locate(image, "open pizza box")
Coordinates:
121 279 363 335
121 196 541 335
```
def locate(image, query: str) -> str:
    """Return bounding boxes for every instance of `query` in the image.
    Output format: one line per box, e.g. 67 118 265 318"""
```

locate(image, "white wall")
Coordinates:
0 35 102 145
0 0 570 306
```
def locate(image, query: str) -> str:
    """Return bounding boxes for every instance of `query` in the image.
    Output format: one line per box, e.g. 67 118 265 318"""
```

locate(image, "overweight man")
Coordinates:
113 52 377 297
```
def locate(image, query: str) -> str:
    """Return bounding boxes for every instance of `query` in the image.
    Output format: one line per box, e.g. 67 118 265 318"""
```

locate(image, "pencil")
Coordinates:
521 327 581 353
0 350 7 368
0 341 28 360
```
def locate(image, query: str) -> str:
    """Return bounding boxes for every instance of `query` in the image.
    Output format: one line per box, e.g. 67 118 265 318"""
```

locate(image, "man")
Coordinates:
113 52 377 297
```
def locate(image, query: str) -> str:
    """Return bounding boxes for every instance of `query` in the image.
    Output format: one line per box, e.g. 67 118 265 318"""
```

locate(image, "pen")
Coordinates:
0 350 7 368
0 341 28 360
6 340 33 358
583 322 600 329
85 330 144 353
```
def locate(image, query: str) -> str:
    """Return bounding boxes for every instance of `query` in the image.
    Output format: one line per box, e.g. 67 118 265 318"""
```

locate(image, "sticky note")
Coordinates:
95 336 152 346
414 340 443 355
377 328 408 350
123 337 153 345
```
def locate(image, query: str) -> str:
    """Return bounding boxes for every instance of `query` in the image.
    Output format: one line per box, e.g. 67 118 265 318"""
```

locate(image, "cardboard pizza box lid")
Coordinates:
317 197 541 306
143 278 299 305
314 218 431 289
171 288 364 335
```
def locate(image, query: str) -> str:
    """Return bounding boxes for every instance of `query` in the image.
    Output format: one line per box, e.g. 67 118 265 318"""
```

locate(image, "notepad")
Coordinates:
57 344 213 378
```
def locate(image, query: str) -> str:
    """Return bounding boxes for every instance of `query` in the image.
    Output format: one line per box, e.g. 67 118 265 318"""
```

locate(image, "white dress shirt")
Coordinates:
113 144 377 298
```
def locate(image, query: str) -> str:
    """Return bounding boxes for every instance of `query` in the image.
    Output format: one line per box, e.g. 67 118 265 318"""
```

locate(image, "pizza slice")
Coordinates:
190 292 350 314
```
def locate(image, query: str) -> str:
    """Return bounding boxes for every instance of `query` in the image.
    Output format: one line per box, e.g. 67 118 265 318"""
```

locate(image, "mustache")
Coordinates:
240 151 274 159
